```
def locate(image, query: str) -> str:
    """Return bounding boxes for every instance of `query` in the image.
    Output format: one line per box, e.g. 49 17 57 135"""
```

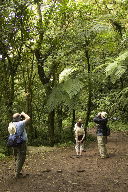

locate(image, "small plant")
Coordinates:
0 153 5 159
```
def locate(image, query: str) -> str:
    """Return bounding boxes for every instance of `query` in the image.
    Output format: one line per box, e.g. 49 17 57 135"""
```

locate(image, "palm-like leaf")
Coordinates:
106 51 128 83
46 78 84 111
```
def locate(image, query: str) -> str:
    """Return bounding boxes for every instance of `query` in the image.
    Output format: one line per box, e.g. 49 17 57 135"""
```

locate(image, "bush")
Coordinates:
0 145 6 159
55 141 74 148
109 121 128 131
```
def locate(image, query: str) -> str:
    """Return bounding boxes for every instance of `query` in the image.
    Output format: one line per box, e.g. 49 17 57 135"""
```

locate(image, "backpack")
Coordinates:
7 122 24 147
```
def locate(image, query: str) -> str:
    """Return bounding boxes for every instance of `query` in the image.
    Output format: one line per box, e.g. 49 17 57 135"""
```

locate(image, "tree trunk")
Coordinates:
56 107 62 143
25 88 34 143
84 48 92 140
4 64 15 121
22 55 35 143
71 109 75 141
48 110 55 146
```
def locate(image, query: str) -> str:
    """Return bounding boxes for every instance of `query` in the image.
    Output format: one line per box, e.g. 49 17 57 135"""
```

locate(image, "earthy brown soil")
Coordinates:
0 129 128 192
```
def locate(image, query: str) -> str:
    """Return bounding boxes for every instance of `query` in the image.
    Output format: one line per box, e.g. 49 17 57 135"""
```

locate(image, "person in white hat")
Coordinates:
93 112 109 159
74 119 85 157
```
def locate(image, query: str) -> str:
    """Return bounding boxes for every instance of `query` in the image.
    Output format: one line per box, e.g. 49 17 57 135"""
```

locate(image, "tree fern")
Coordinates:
46 78 84 112
62 79 84 99
106 51 128 83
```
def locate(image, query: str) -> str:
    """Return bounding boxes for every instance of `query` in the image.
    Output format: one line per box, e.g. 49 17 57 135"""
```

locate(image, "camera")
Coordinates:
20 115 25 121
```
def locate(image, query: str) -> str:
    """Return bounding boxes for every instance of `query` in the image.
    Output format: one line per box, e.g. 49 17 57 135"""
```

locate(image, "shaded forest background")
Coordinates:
0 0 128 156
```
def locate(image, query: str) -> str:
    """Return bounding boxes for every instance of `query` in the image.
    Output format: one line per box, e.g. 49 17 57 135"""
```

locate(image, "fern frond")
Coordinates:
90 23 111 33
62 79 84 99
46 78 84 111
93 63 108 73
105 51 128 83
46 85 68 112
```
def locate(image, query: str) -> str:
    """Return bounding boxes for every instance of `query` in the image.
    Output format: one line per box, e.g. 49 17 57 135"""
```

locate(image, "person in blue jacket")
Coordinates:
93 112 109 159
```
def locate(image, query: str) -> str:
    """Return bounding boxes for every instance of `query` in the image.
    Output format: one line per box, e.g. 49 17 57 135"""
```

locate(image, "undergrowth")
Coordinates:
109 121 128 131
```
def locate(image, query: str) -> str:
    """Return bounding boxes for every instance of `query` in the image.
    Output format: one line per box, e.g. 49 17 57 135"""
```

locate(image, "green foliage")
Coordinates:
111 88 128 122
91 88 128 123
55 141 74 148
0 146 6 159
46 78 84 112
88 122 95 129
86 134 96 142
63 79 84 99
62 118 71 128
30 137 49 147
1 0 128 148
109 121 128 132
0 153 5 159
0 147 5 154
106 51 128 83
92 96 111 117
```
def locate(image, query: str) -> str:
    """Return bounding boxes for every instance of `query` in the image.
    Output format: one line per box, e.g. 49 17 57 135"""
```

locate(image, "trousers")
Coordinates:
75 141 84 154
97 136 108 158
13 142 27 175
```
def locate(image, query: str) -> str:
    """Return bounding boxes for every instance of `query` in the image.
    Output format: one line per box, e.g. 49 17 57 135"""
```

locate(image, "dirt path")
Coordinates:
0 130 128 192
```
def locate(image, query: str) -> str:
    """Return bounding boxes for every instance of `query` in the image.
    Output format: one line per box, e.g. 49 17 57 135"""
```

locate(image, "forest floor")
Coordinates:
0 128 128 192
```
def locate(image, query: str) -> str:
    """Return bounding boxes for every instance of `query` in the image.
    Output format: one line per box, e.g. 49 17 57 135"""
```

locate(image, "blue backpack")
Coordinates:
7 122 24 147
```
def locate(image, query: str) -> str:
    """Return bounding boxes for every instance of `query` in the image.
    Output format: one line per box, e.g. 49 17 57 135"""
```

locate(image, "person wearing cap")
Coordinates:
93 112 109 159
74 119 85 157
11 112 30 178
74 119 83 131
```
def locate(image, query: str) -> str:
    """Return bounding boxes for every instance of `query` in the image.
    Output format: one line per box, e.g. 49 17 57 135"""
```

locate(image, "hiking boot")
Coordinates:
101 155 109 159
76 155 80 158
15 173 23 179
15 173 29 179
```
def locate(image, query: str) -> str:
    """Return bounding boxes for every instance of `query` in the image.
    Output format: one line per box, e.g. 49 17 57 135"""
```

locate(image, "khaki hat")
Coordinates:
101 112 107 118
78 118 82 122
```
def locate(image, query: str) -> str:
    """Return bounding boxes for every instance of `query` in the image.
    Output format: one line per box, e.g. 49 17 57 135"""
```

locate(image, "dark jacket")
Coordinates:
93 116 108 136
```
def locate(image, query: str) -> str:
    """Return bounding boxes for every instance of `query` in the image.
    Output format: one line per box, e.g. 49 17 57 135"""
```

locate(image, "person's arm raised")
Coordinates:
21 112 30 124
94 116 107 123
